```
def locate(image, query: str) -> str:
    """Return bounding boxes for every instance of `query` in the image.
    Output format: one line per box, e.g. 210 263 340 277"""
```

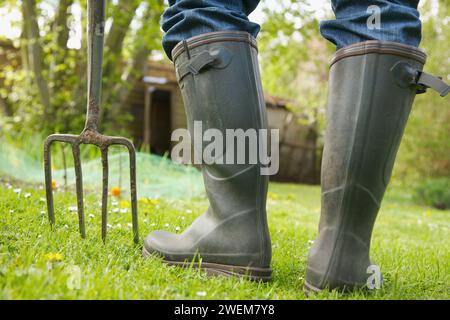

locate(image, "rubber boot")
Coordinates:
305 41 449 293
143 31 272 281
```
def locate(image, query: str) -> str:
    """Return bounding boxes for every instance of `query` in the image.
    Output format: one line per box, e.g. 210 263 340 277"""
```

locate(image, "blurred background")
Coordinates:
0 0 448 207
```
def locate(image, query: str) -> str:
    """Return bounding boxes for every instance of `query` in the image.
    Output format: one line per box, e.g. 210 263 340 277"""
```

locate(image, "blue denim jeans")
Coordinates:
161 0 422 60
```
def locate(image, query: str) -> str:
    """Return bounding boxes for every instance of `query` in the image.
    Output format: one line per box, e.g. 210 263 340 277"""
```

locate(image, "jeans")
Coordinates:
161 0 422 60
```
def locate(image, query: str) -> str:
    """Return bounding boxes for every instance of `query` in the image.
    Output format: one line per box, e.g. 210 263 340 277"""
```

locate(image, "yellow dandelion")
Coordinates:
119 200 130 208
268 191 279 200
45 252 63 262
51 180 57 190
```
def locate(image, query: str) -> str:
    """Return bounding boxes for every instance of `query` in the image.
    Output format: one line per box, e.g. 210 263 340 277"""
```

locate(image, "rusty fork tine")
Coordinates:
72 143 86 238
101 147 109 243
129 146 139 244
110 138 139 244
44 134 78 226
44 137 56 226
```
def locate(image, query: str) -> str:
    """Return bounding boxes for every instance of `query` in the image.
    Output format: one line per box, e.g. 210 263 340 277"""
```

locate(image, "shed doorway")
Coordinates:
144 88 172 156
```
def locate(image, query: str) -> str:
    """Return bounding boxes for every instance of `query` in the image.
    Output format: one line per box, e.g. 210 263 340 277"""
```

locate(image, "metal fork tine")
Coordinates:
110 138 139 244
101 147 109 243
44 138 55 226
72 143 86 238
128 147 139 244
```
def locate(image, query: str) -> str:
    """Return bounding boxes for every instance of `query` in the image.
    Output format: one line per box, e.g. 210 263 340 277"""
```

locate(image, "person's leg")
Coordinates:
161 0 260 60
144 1 272 281
306 0 448 292
321 0 422 49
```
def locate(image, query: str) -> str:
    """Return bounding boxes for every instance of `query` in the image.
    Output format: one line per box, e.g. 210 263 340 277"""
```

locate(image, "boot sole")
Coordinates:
303 281 323 295
303 280 379 295
142 246 272 282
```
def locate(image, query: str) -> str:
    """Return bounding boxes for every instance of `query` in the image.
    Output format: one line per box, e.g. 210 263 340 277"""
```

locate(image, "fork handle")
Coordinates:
85 0 106 131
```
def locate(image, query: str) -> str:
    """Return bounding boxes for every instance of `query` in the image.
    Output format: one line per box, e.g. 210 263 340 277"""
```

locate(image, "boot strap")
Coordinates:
391 61 449 97
176 48 233 82
416 72 449 97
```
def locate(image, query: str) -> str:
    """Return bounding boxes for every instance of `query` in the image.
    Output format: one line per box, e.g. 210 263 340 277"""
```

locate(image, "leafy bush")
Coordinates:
414 178 450 210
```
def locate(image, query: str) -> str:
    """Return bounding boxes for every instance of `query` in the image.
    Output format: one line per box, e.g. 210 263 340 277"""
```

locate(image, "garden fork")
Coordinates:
43 0 138 243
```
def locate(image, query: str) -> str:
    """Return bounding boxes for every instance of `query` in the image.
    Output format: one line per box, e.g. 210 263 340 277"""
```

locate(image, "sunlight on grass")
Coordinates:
0 180 448 299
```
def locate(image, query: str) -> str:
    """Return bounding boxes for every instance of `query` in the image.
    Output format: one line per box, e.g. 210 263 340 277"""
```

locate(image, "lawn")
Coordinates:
0 179 448 299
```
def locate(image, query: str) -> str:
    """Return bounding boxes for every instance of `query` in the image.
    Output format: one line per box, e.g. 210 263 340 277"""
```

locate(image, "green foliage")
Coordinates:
395 0 450 181
0 0 165 137
0 0 448 183
414 177 450 210
258 0 449 182
258 0 333 116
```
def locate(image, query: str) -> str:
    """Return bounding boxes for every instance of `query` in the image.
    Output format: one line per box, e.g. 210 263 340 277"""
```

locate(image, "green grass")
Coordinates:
0 179 448 300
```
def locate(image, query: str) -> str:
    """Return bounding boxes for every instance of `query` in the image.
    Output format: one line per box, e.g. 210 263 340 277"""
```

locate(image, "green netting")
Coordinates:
0 141 204 200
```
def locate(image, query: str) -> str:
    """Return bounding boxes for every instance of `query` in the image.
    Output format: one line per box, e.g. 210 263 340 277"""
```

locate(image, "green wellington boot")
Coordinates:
143 31 272 281
305 41 449 293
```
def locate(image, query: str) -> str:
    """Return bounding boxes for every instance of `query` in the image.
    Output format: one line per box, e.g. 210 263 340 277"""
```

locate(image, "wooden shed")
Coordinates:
122 61 321 184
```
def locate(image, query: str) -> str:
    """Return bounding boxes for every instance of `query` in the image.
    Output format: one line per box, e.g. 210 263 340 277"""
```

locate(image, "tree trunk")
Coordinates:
22 0 51 118
53 0 73 49
103 0 141 79
0 96 11 116
51 0 74 92
108 1 163 112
